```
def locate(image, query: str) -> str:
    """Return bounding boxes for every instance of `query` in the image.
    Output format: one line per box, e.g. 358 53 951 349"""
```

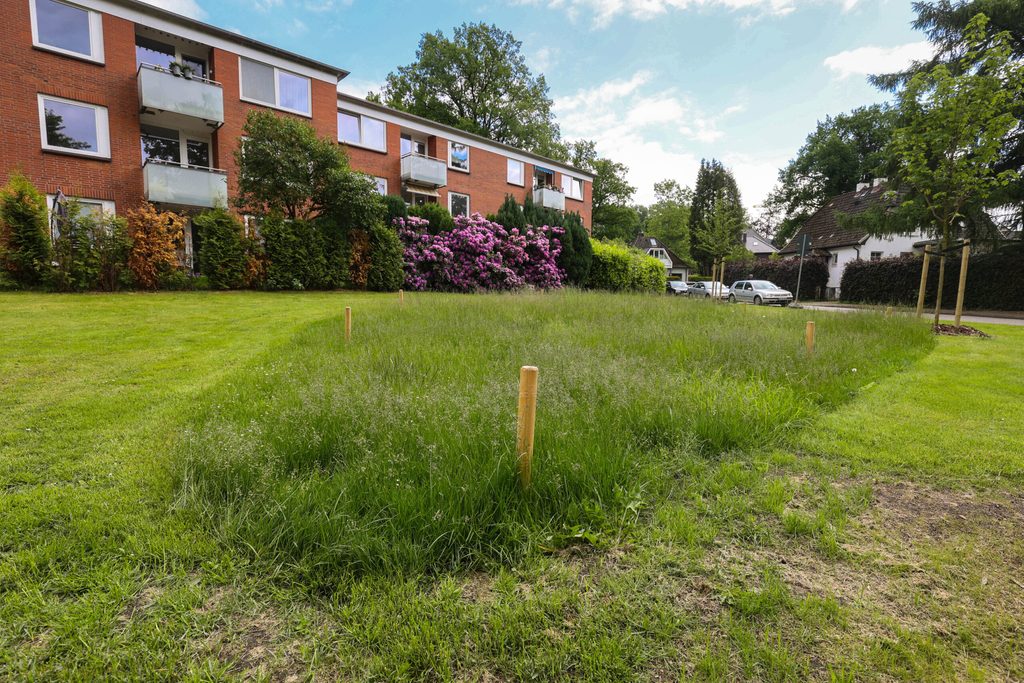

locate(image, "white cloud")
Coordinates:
338 77 384 99
824 40 934 79
514 0 861 28
528 47 559 74
286 17 308 37
136 0 207 18
554 72 778 206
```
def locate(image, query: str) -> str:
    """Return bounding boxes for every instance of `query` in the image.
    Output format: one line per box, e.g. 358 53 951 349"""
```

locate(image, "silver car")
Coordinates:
666 281 689 296
687 281 730 299
728 280 793 306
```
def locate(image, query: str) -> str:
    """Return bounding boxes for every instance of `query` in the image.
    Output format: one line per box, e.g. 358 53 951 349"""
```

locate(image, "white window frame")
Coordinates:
449 191 470 217
238 56 311 117
45 194 115 241
374 177 388 195
30 0 105 64
338 110 387 152
448 141 470 173
561 174 584 200
38 94 110 159
507 158 524 187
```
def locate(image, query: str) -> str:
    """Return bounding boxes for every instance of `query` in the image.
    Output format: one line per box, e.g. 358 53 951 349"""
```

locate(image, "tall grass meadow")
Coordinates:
175 291 933 578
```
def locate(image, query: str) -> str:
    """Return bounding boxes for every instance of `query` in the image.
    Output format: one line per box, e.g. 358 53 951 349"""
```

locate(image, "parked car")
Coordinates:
687 281 730 299
666 281 689 296
728 280 793 306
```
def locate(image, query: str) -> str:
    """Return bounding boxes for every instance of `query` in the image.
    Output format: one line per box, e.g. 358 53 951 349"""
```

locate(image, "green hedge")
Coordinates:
586 240 666 293
194 208 247 290
724 257 829 300
840 249 1024 311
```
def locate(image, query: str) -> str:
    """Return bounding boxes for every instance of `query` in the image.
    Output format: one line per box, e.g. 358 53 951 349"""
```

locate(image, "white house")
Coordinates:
741 228 778 259
631 234 690 281
778 181 926 299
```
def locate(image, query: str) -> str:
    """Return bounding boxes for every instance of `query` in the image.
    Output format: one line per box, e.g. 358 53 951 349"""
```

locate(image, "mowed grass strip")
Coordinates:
174 291 933 576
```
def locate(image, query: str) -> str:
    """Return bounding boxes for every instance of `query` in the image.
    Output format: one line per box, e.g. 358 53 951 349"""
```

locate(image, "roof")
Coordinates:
744 228 778 254
338 93 595 181
630 235 689 269
112 0 349 79
778 183 892 254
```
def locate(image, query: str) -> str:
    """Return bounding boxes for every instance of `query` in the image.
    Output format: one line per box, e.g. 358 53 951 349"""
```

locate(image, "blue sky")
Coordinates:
148 0 932 211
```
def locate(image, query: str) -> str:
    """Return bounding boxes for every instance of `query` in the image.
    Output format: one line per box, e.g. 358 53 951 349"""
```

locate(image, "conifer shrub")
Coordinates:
126 202 188 289
0 172 52 287
261 216 328 290
408 203 455 234
367 223 405 292
195 208 248 290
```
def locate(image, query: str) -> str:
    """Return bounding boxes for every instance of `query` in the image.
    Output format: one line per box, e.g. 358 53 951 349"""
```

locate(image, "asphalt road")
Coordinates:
799 304 1024 327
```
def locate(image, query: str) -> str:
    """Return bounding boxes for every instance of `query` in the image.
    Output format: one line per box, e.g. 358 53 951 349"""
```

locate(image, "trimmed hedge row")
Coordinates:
724 257 829 300
840 249 1024 311
587 240 667 293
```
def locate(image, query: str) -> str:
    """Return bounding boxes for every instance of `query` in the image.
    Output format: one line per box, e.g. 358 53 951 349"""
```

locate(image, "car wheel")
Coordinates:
728 294 736 303
754 295 762 305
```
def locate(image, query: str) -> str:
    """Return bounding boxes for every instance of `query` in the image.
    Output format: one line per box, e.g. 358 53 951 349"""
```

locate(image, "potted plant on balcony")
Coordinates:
168 61 195 79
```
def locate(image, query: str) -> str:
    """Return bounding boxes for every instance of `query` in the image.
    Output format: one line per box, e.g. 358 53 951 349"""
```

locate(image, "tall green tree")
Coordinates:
758 105 896 246
887 14 1022 249
694 192 750 270
567 139 638 240
872 0 1024 231
374 23 562 157
235 111 351 222
689 159 743 269
645 179 693 264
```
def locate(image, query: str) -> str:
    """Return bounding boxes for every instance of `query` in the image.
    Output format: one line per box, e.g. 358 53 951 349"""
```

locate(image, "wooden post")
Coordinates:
516 366 539 490
399 289 405 304
885 306 893 317
805 321 816 355
344 306 352 342
916 247 931 318
954 240 970 327
933 254 947 326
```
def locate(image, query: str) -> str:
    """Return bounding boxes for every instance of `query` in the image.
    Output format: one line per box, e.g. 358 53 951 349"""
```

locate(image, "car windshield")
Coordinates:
750 281 779 290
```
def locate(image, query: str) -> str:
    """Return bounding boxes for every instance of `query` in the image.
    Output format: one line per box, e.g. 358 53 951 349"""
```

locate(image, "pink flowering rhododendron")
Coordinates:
396 213 564 292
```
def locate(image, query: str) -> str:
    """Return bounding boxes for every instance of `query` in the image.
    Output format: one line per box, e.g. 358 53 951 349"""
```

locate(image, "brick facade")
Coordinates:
1 0 593 229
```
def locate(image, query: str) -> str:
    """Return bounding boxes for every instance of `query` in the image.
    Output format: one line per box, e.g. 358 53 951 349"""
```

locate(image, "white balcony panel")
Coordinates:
401 154 447 188
144 161 228 208
533 186 565 211
138 65 224 126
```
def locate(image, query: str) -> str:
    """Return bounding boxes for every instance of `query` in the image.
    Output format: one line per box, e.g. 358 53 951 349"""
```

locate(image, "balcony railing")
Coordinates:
137 63 224 128
400 153 447 188
143 159 228 208
532 185 565 211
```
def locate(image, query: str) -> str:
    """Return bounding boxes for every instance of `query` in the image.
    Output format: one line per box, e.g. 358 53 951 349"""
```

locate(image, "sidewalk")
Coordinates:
799 302 1024 326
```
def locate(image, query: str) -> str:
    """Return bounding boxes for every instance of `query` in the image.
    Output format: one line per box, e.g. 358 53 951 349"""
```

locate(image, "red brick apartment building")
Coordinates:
0 0 593 261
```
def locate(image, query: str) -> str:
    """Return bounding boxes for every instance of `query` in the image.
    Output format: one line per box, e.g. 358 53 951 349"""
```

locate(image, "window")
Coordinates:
449 141 469 171
507 159 524 186
338 111 386 151
561 174 584 200
141 124 180 163
135 35 175 70
374 177 387 195
239 57 311 115
449 192 469 217
401 133 427 156
534 167 554 189
870 251 883 262
187 139 210 167
831 253 838 265
31 0 104 63
38 95 109 158
46 194 114 240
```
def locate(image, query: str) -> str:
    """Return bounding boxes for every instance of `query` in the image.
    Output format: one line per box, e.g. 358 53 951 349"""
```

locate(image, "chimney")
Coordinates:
872 177 888 188
856 182 870 191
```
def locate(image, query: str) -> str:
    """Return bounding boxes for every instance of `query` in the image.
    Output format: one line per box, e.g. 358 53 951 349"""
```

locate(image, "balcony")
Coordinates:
137 63 224 128
401 153 447 188
144 159 228 208
532 185 565 211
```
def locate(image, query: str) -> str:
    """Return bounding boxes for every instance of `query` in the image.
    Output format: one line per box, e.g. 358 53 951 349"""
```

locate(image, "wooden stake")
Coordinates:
399 288 404 304
344 306 352 342
933 255 947 326
885 306 893 317
916 248 931 318
954 240 970 327
516 366 539 490
805 320 816 355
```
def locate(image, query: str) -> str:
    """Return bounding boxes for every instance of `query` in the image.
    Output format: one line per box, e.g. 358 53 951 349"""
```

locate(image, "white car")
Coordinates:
728 280 793 306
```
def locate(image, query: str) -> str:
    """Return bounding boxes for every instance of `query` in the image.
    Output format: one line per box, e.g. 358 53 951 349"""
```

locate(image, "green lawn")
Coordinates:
1 292 1021 681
